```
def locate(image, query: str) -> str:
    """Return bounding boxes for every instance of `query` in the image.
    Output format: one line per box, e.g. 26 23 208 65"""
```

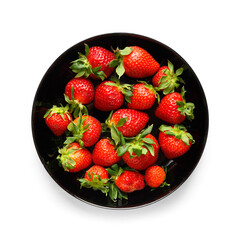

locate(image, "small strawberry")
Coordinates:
106 109 149 137
65 112 102 147
127 81 159 110
155 87 195 124
64 77 94 117
78 165 109 196
57 142 92 172
153 60 185 94
70 44 115 80
158 124 195 159
115 170 145 193
145 165 169 188
44 105 72 136
94 77 133 111
117 125 159 170
110 46 160 78
92 139 121 166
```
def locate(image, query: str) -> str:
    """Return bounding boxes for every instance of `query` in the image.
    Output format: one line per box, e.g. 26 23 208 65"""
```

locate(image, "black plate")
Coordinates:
32 33 208 209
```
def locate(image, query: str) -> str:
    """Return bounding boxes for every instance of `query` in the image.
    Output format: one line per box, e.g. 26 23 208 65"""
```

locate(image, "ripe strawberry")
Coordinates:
64 77 94 117
145 165 169 188
152 60 185 94
57 142 92 172
155 87 195 124
70 44 115 80
115 170 145 193
107 109 149 137
84 165 109 181
66 113 102 147
110 46 160 78
44 105 72 136
158 124 195 159
127 82 159 110
121 133 159 171
92 139 121 166
94 77 133 111
78 165 109 195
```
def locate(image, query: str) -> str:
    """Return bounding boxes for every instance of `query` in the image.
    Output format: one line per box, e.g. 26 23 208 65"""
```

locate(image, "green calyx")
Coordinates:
109 47 133 79
176 87 195 121
44 104 71 120
155 60 185 94
78 172 109 196
159 124 195 146
64 112 90 147
105 75 133 103
69 43 106 80
64 85 88 118
56 144 79 172
117 124 156 159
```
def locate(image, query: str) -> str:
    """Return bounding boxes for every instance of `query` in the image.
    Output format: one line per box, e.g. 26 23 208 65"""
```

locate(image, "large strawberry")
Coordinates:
117 125 159 170
57 142 92 172
152 60 185 94
94 77 133 111
155 87 195 124
92 139 121 166
145 165 169 188
158 124 195 159
106 109 149 137
64 77 94 117
70 44 115 80
65 113 102 147
44 105 72 136
127 81 159 110
110 46 160 78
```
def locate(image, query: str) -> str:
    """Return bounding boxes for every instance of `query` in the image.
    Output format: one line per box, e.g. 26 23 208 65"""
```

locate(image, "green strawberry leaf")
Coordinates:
116 62 125 79
116 117 128 127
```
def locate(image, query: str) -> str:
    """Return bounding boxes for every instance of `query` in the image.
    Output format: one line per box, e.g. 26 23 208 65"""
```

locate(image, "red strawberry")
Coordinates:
158 124 195 159
107 109 149 137
145 165 169 188
155 87 195 124
92 139 121 166
127 82 159 110
153 60 185 94
121 133 159 171
57 142 92 172
84 165 109 181
110 46 160 78
94 78 132 111
115 170 145 193
44 105 72 136
70 44 115 80
66 113 102 147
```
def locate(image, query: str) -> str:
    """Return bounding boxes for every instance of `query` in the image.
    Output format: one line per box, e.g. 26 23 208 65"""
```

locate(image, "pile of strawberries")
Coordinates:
44 43 195 202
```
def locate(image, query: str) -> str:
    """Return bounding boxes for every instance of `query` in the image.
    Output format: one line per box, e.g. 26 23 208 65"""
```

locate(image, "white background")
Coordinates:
1 0 239 239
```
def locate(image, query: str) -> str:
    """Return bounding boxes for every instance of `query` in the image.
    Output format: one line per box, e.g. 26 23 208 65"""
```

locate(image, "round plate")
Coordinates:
32 33 209 209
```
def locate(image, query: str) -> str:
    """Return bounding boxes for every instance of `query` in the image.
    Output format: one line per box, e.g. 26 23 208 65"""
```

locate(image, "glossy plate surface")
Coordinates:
32 33 208 209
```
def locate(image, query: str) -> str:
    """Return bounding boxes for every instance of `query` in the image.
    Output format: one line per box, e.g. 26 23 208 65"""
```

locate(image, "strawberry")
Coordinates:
65 113 102 147
155 87 195 124
158 124 195 159
44 105 72 136
110 46 160 78
64 77 94 117
116 125 159 170
78 165 109 196
153 60 185 94
57 142 92 172
127 82 159 110
70 44 115 80
106 109 149 137
92 139 121 166
115 170 145 193
145 165 169 188
94 77 133 111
